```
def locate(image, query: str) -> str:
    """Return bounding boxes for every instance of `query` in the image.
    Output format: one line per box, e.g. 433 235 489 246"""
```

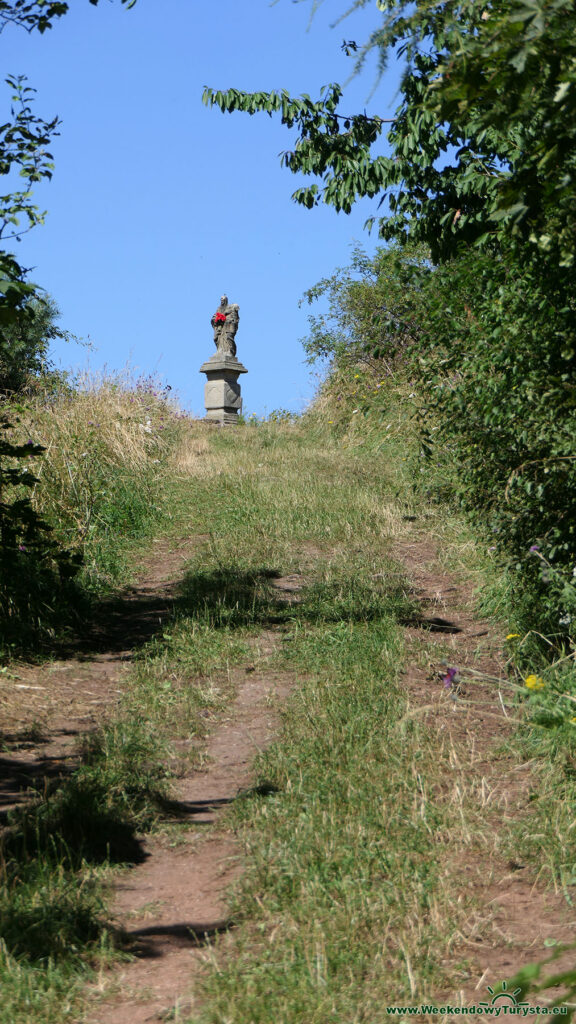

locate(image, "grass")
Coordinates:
143 412 513 1021
0 393 430 1022
0 728 159 1022
184 577 492 1022
1 365 574 1020
0 369 193 654
0 615 250 1022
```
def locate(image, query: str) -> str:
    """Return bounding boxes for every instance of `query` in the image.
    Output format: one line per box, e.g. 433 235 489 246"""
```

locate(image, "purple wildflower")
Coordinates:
529 545 540 552
442 666 459 689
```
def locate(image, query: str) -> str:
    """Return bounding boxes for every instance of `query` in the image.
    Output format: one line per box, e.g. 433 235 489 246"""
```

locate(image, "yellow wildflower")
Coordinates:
525 674 545 691
506 633 521 640
571 717 576 726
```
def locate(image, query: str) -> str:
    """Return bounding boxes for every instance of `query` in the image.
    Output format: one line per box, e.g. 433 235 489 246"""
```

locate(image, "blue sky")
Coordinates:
5 0 401 416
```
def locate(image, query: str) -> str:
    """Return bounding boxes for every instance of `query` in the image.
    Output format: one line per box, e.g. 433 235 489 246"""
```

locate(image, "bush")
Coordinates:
407 247 576 642
302 243 576 647
0 296 78 398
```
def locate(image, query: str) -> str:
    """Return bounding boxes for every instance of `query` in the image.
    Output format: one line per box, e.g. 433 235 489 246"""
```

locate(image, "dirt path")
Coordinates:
2 530 574 1019
0 536 300 1022
80 538 575 1018
393 531 576 1003
0 539 196 822
86 640 293 1024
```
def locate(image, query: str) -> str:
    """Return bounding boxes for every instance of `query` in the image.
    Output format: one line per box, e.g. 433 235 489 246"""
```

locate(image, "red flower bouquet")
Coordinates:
214 311 227 324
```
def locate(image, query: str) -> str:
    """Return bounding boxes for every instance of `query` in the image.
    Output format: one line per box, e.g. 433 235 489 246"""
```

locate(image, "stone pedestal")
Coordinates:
199 354 248 425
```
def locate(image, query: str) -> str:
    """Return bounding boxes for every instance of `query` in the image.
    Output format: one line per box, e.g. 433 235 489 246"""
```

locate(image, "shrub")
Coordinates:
302 243 576 647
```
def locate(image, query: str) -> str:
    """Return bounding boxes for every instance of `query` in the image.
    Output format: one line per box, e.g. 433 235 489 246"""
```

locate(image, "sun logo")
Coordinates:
478 980 529 1010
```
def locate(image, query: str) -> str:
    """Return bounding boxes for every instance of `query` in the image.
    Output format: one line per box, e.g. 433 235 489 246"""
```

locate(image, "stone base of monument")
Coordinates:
199 354 248 425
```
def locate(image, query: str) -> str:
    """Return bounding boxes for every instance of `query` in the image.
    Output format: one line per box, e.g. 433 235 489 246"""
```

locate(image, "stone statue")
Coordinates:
201 294 247 424
211 294 240 358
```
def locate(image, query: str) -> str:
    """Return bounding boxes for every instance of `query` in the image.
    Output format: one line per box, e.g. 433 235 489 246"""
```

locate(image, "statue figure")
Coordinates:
211 294 240 358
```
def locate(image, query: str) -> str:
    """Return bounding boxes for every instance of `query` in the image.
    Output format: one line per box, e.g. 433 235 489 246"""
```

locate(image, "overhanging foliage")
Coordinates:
204 0 576 266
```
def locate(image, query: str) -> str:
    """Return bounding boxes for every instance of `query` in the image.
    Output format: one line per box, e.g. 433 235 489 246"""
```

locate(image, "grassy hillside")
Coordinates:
0 371 191 652
0 373 574 1021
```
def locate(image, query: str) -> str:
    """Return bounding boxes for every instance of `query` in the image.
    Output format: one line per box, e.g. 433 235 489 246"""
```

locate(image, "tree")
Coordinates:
203 0 576 266
0 1 136 35
0 294 77 395
0 1 138 329
205 0 576 637
0 0 137 646
0 75 60 328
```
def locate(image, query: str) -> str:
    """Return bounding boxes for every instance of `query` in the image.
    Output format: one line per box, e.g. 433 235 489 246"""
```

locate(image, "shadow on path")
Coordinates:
125 919 233 957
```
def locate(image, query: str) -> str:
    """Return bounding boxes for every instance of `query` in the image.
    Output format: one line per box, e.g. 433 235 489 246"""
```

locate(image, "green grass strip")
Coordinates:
190 572 459 1023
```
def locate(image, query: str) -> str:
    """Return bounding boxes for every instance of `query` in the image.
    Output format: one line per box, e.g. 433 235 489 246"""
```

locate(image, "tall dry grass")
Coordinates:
1 369 200 647
14 370 179 542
